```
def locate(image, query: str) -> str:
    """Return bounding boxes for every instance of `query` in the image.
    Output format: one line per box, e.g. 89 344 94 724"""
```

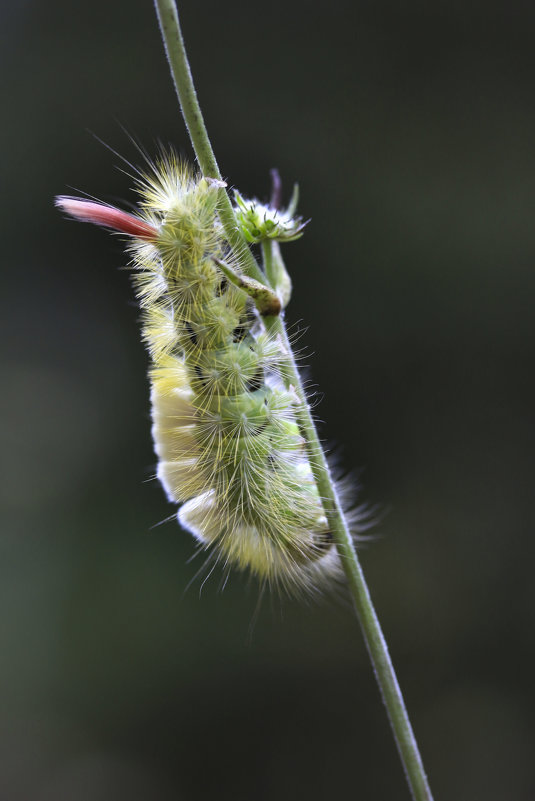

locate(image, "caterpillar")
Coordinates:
56 155 345 596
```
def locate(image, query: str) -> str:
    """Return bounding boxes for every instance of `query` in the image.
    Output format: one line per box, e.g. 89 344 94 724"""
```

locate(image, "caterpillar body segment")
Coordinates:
56 158 343 595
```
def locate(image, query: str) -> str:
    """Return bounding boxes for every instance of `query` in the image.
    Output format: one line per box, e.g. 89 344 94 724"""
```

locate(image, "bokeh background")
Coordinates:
2 1 535 799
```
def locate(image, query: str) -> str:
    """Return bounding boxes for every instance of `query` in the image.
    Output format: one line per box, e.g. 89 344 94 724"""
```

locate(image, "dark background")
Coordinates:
2 1 535 799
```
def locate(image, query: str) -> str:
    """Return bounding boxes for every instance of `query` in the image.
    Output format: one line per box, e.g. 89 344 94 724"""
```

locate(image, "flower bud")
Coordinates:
233 189 307 244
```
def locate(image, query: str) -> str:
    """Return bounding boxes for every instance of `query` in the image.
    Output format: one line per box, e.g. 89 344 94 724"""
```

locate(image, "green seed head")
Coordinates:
233 190 307 243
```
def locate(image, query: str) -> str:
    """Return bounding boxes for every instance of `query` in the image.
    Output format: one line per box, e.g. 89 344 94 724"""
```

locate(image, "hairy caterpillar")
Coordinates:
56 155 345 595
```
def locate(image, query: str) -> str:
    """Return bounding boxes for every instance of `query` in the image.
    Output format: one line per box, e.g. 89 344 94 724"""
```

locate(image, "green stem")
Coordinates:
261 240 292 308
265 312 432 801
153 0 264 286
153 3 434 800
261 238 275 286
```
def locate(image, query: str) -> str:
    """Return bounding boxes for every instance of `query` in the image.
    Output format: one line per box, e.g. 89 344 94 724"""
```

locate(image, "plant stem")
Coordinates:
265 310 433 801
153 2 434 799
261 236 276 287
153 0 265 285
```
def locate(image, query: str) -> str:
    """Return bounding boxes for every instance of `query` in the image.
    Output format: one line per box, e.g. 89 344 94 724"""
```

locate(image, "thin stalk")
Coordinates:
153 2 434 799
261 234 276 288
266 307 432 801
153 0 264 285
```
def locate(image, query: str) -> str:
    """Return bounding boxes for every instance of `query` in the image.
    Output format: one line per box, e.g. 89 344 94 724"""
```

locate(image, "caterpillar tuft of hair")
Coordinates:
56 154 349 596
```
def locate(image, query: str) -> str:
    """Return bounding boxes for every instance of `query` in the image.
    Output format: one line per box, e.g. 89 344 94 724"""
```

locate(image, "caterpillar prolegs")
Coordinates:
56 157 344 595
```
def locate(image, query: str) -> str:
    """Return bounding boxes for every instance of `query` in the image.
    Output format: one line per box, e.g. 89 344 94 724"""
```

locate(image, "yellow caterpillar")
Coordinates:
56 155 343 595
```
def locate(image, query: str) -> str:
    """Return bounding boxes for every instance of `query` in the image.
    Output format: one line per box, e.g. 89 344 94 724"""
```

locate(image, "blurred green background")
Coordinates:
2 1 535 798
